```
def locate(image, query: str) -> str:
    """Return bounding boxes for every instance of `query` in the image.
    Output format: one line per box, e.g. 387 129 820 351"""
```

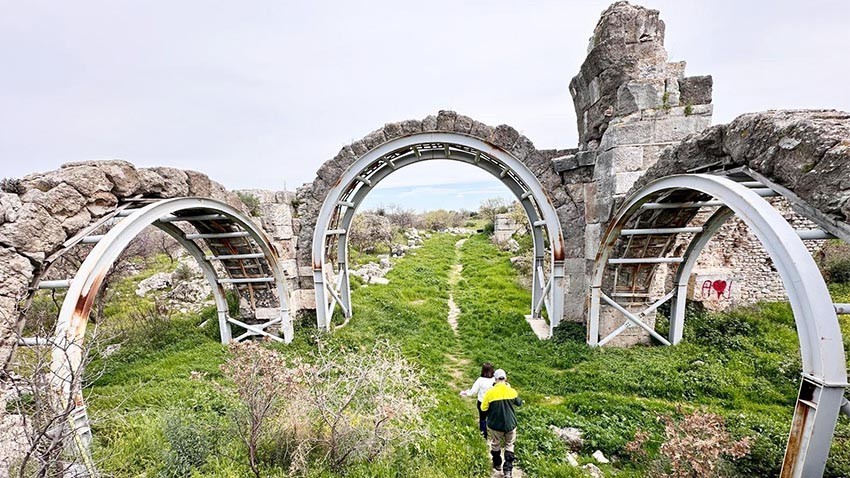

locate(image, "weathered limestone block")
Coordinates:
617 80 663 116
22 165 113 198
679 75 713 105
62 160 141 196
87 190 119 217
19 183 86 220
185 170 213 197
585 223 602 260
139 167 190 197
614 171 643 194
0 193 22 224
61 208 92 234
0 247 34 303
598 121 654 152
609 146 644 172
0 202 66 257
652 114 713 143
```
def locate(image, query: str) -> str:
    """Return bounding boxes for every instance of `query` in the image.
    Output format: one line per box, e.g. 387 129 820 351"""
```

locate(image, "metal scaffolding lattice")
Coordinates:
588 172 848 477
312 132 566 337
16 197 291 465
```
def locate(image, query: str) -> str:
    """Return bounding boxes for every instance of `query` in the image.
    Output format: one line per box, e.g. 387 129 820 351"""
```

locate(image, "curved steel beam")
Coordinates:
667 206 734 344
312 132 565 334
51 197 291 398
154 221 233 343
589 174 847 477
591 174 844 382
335 150 548 319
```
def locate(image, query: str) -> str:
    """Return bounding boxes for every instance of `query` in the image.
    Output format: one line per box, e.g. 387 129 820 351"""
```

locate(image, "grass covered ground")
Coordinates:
83 233 850 477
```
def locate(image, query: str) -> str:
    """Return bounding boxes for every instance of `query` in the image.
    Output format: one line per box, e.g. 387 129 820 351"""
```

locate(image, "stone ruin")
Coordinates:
2 0 850 362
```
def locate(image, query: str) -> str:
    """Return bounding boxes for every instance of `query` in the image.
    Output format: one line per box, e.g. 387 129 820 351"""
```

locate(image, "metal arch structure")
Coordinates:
44 197 292 456
589 174 848 477
312 132 566 335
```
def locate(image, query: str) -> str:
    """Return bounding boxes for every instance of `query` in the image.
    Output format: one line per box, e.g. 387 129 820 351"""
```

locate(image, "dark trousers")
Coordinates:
477 400 488 438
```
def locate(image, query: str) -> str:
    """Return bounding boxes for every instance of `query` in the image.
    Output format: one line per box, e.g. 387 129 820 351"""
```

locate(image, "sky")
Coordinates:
1 0 849 211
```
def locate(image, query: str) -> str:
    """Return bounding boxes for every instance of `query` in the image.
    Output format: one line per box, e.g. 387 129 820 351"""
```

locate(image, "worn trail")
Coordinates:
446 237 523 478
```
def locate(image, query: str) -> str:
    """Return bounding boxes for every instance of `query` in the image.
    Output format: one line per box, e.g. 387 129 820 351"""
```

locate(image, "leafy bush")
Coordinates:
236 191 261 216
482 221 495 235
551 321 587 343
160 411 219 477
828 259 850 283
682 308 755 351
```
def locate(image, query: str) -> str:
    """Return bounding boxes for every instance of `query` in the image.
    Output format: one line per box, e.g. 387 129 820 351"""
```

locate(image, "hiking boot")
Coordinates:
491 450 502 472
503 451 515 477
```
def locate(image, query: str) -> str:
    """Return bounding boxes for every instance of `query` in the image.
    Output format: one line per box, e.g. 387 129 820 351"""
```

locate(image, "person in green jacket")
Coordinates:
480 369 523 477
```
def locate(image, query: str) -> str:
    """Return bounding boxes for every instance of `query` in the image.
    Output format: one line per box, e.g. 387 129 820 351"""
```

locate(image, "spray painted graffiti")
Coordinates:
700 279 735 300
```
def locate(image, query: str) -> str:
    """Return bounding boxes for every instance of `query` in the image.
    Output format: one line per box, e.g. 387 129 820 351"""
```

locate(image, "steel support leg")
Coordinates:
668 283 688 344
314 269 329 331
780 376 846 477
340 264 352 319
587 286 601 346
531 257 544 319
550 261 565 332
217 310 232 343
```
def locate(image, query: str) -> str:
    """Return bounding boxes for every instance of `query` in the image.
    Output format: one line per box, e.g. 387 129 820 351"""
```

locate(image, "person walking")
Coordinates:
481 369 523 478
460 362 495 438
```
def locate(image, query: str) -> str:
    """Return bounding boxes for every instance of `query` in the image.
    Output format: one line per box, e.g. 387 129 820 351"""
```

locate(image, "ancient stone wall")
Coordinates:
0 160 247 368
554 1 714 336
685 198 823 311
2 1 848 356
293 110 572 306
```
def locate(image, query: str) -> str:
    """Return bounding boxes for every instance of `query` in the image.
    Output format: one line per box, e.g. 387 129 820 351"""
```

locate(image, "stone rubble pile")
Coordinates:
403 228 424 247
349 255 392 286
134 255 214 314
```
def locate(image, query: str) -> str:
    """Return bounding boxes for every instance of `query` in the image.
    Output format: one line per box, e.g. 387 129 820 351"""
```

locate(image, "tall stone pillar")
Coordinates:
554 1 714 342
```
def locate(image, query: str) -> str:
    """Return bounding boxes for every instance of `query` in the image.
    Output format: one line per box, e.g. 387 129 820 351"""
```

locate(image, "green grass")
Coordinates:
82 235 850 477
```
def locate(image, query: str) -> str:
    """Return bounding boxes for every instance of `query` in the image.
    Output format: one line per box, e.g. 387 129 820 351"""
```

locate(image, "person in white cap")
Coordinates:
460 362 495 438
481 368 523 477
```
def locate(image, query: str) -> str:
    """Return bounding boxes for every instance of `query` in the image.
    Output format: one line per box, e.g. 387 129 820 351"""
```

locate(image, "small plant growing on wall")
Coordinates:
236 192 261 216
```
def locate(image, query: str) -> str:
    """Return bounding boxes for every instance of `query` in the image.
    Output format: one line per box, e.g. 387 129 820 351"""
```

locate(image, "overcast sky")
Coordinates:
2 1 849 210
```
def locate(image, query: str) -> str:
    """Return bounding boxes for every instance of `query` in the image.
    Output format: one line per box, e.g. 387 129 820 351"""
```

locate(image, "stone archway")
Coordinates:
297 111 573 335
0 161 290 369
590 174 847 477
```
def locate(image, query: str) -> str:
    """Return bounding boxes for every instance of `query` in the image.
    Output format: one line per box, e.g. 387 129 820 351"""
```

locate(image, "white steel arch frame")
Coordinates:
589 174 847 477
50 197 292 403
312 132 565 335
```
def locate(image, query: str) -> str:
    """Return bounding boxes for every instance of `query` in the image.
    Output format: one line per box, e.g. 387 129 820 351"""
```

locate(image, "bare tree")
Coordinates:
348 213 392 253
420 209 465 231
220 340 434 476
7 325 111 477
383 204 417 230
507 201 530 235
479 197 509 226
220 341 301 478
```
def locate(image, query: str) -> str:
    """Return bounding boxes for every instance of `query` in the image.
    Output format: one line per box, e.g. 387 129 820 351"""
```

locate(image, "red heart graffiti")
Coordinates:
712 280 727 298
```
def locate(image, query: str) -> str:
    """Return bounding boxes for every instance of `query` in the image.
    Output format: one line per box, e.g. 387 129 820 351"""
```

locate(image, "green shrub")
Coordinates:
551 321 586 343
160 411 219 477
828 259 850 283
482 221 495 235
236 191 261 216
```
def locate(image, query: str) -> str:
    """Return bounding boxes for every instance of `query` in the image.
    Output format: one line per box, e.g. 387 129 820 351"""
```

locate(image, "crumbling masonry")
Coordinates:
1 2 849 358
